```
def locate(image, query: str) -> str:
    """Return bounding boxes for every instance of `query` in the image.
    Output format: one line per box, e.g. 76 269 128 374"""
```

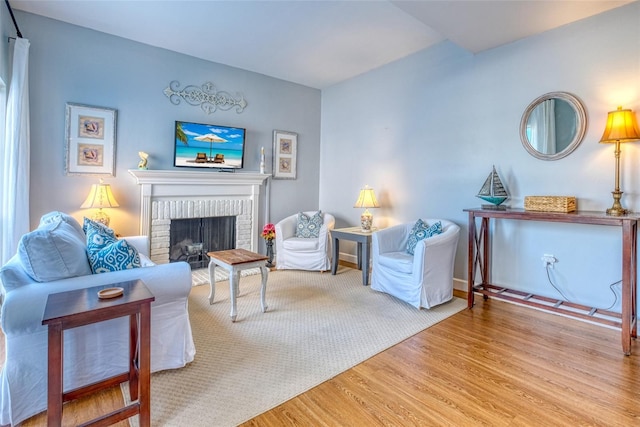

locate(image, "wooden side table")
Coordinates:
331 227 376 286
42 279 155 426
207 248 269 322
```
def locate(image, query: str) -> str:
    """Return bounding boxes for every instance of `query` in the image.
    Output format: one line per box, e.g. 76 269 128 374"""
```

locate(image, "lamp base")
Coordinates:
606 190 628 216
90 210 111 226
360 210 373 232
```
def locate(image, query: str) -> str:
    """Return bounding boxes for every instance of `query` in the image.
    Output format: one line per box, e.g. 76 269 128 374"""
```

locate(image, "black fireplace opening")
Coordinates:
169 216 236 268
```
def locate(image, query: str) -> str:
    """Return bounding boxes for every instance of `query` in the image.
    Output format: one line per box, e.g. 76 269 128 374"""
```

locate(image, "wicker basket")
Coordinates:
524 196 577 213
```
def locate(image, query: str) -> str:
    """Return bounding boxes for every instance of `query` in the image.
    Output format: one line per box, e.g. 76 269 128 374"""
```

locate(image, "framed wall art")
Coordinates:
273 130 297 179
65 103 117 176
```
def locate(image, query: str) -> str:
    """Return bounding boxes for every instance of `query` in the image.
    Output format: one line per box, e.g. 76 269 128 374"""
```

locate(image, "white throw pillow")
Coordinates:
18 218 92 282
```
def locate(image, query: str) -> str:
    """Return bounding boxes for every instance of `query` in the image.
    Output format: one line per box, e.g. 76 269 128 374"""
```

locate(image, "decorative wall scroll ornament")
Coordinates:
163 81 247 114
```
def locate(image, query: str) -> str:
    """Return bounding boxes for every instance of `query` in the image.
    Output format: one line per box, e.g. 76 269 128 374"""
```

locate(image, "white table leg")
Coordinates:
208 260 216 305
260 266 269 313
229 267 239 322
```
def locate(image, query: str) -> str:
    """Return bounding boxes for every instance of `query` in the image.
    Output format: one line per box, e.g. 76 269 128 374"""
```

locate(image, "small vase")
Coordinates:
265 240 274 268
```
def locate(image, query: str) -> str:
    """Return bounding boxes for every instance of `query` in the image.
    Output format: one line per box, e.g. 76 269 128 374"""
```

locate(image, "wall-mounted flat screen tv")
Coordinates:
174 120 246 170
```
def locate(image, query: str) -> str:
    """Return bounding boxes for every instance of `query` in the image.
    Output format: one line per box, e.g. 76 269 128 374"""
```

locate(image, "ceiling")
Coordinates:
9 0 635 89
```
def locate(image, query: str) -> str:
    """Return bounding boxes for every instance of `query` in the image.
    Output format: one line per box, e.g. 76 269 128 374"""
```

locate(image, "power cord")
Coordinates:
602 280 621 311
545 263 570 301
545 263 620 311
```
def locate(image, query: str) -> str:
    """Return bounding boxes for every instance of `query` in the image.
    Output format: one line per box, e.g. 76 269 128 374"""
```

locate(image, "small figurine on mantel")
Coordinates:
476 165 509 210
138 151 149 170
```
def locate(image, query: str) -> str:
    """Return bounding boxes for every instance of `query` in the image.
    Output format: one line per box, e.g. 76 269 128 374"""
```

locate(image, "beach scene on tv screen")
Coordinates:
175 121 245 168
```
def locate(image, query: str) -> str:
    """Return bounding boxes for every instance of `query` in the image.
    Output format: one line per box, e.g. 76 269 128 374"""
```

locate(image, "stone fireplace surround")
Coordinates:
129 169 269 264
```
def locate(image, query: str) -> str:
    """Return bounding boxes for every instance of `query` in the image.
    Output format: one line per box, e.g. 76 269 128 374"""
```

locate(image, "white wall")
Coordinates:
320 2 640 310
17 11 321 240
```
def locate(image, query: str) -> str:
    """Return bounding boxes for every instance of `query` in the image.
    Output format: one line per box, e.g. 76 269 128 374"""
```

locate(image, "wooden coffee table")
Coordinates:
42 279 154 427
207 248 269 322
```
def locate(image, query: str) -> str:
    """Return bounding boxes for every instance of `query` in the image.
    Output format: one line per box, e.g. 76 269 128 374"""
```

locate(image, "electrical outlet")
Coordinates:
542 254 557 267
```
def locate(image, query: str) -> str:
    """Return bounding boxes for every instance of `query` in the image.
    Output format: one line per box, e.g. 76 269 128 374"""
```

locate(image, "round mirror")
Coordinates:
520 92 587 161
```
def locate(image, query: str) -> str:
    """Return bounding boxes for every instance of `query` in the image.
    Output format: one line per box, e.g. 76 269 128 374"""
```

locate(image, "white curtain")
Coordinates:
1 38 30 264
529 99 556 155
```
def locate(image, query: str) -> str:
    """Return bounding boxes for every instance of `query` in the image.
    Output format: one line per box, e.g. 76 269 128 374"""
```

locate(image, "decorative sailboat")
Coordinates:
476 166 508 210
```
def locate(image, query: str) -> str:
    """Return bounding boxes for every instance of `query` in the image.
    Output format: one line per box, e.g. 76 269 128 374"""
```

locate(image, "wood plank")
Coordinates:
207 248 267 265
13 292 640 426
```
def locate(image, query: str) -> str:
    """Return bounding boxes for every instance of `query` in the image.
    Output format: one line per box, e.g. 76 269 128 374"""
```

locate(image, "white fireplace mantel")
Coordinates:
128 169 269 187
129 169 270 261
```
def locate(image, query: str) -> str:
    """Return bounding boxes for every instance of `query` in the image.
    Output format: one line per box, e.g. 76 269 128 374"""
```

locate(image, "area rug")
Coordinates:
125 267 466 426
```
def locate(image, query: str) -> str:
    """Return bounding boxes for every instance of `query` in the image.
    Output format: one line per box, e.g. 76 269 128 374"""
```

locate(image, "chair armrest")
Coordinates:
275 215 297 241
372 224 410 255
121 235 150 258
412 222 460 277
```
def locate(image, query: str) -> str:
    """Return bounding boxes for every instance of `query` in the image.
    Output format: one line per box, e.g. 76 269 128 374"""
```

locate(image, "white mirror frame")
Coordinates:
520 91 587 161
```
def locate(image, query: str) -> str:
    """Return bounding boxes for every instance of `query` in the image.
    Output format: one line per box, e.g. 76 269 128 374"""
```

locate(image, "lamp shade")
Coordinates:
599 106 640 144
80 181 120 209
353 185 379 209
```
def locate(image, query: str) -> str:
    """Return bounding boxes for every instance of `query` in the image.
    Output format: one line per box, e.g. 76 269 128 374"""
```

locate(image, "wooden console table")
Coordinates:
465 208 638 355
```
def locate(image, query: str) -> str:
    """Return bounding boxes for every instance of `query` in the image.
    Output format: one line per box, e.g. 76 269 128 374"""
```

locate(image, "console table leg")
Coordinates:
467 212 476 308
621 219 635 355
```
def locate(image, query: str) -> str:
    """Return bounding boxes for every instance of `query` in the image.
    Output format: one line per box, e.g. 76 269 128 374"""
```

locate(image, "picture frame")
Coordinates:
272 130 297 179
65 103 117 176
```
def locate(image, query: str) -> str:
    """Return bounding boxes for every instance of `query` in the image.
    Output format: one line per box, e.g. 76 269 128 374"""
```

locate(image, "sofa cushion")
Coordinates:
296 211 324 238
378 251 414 274
282 236 320 251
39 211 85 238
18 218 92 282
88 239 142 274
406 219 442 255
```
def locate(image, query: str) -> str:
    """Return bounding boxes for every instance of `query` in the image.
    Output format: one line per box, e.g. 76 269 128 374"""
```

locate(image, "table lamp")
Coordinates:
354 185 379 232
599 106 640 216
81 179 120 226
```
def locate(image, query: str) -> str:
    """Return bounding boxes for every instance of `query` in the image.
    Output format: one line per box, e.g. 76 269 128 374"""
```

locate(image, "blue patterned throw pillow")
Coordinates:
296 211 324 238
88 239 142 274
406 219 443 255
84 217 141 274
84 217 118 252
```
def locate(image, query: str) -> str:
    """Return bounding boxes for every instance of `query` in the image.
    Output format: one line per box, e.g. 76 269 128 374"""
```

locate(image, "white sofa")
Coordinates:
0 212 196 425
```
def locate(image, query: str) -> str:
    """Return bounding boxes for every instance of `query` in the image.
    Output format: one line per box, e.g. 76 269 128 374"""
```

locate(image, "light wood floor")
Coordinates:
15 290 640 426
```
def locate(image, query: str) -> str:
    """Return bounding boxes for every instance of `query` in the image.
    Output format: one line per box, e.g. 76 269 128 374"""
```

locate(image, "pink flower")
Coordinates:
262 223 275 241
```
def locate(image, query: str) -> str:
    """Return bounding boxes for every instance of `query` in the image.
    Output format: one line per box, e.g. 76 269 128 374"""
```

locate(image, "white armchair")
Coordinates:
371 219 460 309
275 211 335 271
